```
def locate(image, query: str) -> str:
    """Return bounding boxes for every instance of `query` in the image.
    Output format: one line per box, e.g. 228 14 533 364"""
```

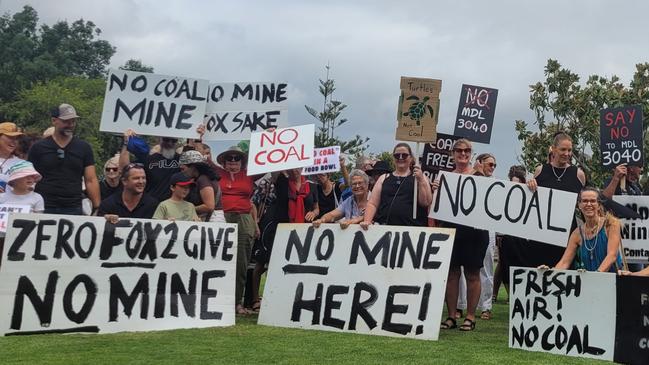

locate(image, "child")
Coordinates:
153 172 200 221
0 160 44 213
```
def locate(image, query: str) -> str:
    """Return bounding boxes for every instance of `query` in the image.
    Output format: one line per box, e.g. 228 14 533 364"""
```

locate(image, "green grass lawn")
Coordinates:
0 291 612 365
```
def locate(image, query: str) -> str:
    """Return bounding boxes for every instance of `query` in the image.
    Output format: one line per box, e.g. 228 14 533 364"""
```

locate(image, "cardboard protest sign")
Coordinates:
430 171 577 246
599 105 644 169
203 82 288 141
611 195 649 264
614 275 649 365
0 214 237 335
100 69 209 139
247 124 314 176
509 268 616 361
258 224 455 340
0 204 29 233
396 77 441 142
420 133 461 183
453 84 498 144
302 146 340 176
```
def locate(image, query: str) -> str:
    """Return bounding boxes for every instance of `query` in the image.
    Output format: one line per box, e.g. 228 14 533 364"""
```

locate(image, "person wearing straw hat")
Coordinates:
0 160 44 213
0 122 25 193
179 150 224 222
216 145 258 315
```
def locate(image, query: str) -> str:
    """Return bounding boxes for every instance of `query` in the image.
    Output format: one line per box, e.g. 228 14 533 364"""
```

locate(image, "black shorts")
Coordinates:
447 223 489 270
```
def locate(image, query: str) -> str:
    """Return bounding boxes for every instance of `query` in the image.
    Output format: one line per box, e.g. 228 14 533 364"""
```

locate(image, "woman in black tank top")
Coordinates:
525 132 586 267
361 143 432 228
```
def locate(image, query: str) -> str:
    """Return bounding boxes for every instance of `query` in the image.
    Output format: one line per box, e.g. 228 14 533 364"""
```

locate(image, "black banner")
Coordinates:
453 84 498 144
614 275 649 365
599 105 644 169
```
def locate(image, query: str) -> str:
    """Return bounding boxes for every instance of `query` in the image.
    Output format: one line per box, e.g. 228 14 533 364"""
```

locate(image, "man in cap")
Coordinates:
0 122 24 192
28 103 100 215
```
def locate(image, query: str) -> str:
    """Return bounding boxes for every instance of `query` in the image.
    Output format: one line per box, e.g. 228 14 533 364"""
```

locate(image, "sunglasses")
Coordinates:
454 148 472 154
486 162 497 168
393 153 410 160
122 162 144 174
105 167 119 172
225 155 242 162
57 148 65 160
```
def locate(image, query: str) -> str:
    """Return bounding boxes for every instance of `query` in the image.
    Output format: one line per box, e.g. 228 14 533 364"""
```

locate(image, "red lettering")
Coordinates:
260 131 276 148
626 108 636 123
254 151 267 165
605 112 614 126
267 149 286 163
277 128 298 144
615 111 625 125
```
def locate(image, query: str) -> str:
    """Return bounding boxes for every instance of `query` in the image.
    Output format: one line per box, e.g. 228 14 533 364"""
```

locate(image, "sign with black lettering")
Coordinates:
611 196 649 264
0 204 29 233
396 77 441 142
258 224 455 340
247 124 314 175
100 69 209 139
509 268 616 361
0 214 237 335
203 82 288 141
302 146 341 176
599 105 643 169
453 84 498 144
614 275 649 365
430 171 576 246
420 133 460 183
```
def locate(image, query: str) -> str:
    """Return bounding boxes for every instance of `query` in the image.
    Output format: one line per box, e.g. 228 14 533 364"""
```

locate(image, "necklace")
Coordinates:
583 219 600 261
551 165 568 182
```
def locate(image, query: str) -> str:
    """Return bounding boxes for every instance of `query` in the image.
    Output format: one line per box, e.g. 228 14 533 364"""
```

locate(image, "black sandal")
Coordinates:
440 317 457 330
459 318 476 331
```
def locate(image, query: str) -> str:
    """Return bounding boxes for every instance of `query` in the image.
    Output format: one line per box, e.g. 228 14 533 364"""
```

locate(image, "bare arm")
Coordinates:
576 167 586 187
195 186 215 215
554 229 581 269
361 174 386 229
598 220 621 272
339 155 350 190
527 165 543 192
84 165 101 209
414 165 432 206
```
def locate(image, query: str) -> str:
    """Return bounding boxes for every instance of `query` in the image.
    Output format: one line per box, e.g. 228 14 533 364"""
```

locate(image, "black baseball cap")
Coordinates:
169 172 194 187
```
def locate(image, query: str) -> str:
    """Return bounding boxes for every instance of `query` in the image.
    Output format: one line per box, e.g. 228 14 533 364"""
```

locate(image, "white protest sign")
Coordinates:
100 69 209 139
0 204 29 233
612 195 649 264
203 82 289 140
509 267 616 361
258 224 456 340
247 124 314 176
430 171 577 246
302 146 341 176
0 214 237 335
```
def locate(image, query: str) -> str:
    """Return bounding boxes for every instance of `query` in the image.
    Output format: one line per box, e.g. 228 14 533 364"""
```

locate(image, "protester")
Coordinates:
0 122 25 192
15 133 40 160
602 163 643 198
365 160 391 191
179 150 224 222
473 153 497 177
542 187 623 272
215 145 258 315
98 163 157 221
527 132 586 266
361 143 431 227
29 104 100 215
251 168 319 312
313 169 370 229
100 155 122 200
152 172 199 221
0 161 44 213
314 173 343 218
436 138 488 331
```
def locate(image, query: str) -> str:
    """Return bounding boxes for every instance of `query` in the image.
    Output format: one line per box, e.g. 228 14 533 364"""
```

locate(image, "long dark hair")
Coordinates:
192 163 220 181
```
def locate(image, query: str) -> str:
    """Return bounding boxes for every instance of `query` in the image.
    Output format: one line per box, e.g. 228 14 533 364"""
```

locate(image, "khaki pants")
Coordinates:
225 212 255 305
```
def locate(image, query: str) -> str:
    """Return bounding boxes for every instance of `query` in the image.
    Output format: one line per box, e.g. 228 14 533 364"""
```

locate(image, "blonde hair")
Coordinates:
452 138 472 150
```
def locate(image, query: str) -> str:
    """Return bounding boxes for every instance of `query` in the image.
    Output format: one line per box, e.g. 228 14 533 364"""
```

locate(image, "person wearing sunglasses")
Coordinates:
100 155 123 200
28 103 100 215
361 142 432 229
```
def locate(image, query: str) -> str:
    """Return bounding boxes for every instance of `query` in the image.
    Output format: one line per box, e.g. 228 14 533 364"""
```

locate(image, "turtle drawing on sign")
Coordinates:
403 95 434 126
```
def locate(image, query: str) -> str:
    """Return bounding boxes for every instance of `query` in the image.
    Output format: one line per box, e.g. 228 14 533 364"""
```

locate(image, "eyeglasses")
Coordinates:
57 148 65 160
454 148 472 154
105 167 118 172
579 199 598 205
225 155 242 162
393 153 410 160
351 182 366 187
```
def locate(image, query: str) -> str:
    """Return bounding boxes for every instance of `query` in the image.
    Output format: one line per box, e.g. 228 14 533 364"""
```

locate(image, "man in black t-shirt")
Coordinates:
28 103 100 215
98 163 157 221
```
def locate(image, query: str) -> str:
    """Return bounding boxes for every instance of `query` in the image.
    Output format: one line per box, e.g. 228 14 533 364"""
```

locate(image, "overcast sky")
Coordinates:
3 0 649 178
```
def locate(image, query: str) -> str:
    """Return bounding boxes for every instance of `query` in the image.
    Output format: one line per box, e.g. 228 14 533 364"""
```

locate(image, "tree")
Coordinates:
515 59 649 186
120 59 154 73
0 5 115 105
305 64 369 155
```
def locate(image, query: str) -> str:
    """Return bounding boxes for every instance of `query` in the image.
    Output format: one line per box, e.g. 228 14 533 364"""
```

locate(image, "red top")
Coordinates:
217 167 254 213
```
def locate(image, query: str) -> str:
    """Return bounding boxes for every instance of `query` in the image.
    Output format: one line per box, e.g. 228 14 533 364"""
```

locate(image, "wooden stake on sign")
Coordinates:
413 142 420 219
620 176 627 192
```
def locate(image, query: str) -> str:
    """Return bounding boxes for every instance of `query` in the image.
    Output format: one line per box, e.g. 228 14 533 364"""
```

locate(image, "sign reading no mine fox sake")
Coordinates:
396 77 441 142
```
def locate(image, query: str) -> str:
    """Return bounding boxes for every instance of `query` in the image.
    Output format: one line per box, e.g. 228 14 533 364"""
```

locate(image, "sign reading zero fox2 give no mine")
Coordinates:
453 84 498 144
247 124 315 176
0 214 238 335
396 77 442 142
100 69 209 139
599 105 644 169
258 224 456 341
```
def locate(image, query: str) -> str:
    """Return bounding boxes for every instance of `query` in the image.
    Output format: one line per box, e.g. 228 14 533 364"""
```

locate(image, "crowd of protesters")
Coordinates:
1 103 646 323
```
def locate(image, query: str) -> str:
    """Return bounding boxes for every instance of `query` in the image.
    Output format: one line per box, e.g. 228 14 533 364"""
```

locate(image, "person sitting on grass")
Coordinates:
153 172 200 222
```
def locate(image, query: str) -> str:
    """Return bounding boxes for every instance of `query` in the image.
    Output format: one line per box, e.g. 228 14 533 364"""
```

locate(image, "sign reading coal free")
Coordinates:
0 214 237 335
430 172 576 246
258 224 455 340
203 82 288 141
100 69 209 139
420 133 461 183
247 124 314 175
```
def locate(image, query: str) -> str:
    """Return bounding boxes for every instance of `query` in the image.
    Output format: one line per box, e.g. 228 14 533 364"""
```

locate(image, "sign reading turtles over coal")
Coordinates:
453 84 498 144
396 77 441 142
